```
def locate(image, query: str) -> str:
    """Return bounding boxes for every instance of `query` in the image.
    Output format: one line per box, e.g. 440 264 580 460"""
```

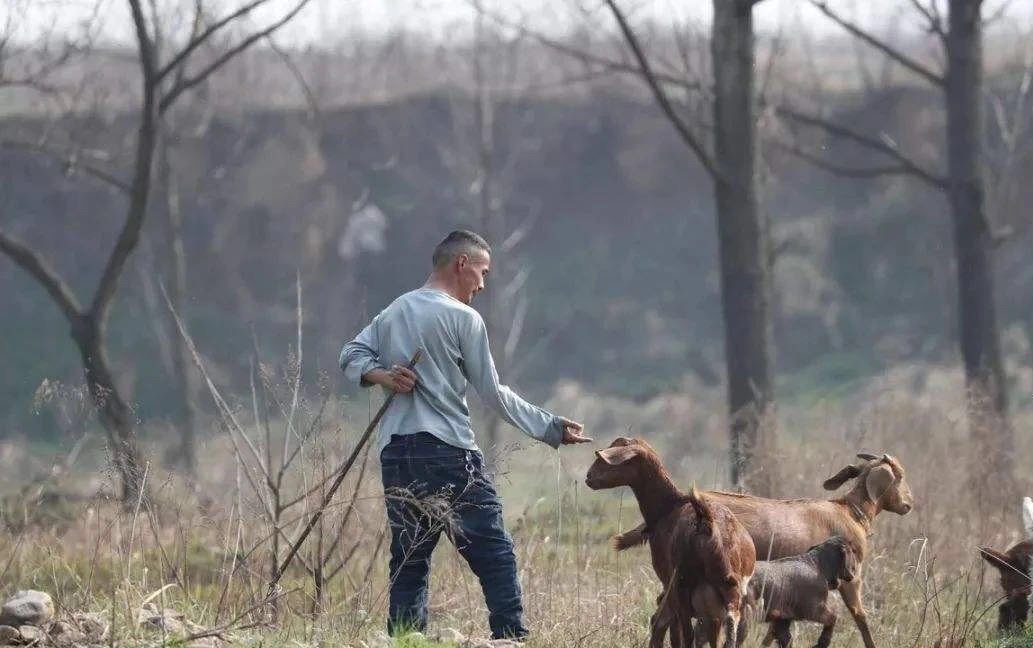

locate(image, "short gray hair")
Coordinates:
432 230 491 269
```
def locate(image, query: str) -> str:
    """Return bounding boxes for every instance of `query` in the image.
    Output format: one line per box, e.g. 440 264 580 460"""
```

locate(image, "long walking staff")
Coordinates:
266 348 423 596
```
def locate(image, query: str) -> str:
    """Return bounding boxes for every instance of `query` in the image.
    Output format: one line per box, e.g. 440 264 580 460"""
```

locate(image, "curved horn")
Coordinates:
882 453 891 463
856 453 879 461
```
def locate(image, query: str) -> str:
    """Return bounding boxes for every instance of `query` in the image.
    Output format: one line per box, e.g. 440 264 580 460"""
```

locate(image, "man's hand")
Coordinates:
365 366 418 393
558 417 592 445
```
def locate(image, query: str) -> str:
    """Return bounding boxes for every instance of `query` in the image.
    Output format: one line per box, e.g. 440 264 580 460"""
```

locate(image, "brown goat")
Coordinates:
652 490 757 648
585 437 755 648
615 453 914 648
746 535 861 648
979 496 1033 631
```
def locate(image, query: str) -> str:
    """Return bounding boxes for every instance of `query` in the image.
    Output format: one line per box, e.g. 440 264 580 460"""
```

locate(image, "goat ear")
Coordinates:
980 547 1012 571
856 453 879 462
823 464 862 490
865 464 894 502
596 445 638 466
1022 497 1033 538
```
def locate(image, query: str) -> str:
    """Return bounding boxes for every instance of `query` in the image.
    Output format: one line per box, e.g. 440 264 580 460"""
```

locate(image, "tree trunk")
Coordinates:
473 8 505 460
158 126 199 476
711 0 774 494
946 0 1012 482
71 314 146 502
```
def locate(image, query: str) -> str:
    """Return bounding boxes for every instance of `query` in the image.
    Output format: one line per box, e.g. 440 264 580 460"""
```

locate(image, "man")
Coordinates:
339 230 590 640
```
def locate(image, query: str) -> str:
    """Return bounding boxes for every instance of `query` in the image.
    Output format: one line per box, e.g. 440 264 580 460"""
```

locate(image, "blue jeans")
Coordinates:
380 432 527 640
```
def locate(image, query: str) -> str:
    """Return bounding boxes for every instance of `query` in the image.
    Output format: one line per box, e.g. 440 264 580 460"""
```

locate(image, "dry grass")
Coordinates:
0 362 1031 648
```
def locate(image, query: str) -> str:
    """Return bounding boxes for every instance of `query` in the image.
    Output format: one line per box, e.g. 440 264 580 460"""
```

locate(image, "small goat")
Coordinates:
585 437 755 648
979 496 1033 631
615 453 914 648
745 535 860 648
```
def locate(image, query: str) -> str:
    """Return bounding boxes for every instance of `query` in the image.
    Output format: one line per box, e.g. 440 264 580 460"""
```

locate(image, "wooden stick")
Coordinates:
267 348 423 594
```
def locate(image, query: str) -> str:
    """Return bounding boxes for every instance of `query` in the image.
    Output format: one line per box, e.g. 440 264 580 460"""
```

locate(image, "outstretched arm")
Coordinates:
460 312 589 447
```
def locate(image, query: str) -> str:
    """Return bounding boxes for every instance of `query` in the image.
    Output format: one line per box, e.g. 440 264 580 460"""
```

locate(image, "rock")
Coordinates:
489 641 520 648
17 626 43 644
0 592 55 627
70 613 108 642
429 627 466 644
362 631 392 648
0 626 20 644
49 621 85 645
137 605 187 636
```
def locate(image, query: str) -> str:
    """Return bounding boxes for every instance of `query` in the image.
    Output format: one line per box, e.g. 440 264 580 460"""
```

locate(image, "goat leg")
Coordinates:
721 612 739 648
770 619 792 648
760 625 776 647
648 609 668 648
813 623 835 648
735 607 749 648
838 579 876 648
812 607 837 648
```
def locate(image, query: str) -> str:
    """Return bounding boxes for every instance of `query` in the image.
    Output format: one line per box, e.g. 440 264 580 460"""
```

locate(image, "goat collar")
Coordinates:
848 501 874 537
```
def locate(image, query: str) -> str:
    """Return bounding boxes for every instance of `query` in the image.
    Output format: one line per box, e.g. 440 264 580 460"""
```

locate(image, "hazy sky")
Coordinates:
8 0 1032 47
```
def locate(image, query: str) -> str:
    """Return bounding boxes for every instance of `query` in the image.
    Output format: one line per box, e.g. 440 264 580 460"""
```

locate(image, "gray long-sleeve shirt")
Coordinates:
339 287 563 454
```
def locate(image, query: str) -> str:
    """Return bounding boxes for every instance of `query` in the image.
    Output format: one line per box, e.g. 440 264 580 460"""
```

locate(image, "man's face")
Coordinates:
455 250 490 304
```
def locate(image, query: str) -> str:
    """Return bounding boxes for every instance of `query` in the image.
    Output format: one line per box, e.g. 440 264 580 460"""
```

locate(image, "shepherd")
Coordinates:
339 229 590 640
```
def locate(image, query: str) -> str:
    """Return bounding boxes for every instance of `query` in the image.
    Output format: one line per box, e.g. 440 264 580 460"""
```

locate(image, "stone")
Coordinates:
0 627 19 644
70 613 108 642
489 641 520 648
429 628 466 644
0 592 54 627
137 605 187 636
17 626 42 644
49 621 85 645
362 631 392 648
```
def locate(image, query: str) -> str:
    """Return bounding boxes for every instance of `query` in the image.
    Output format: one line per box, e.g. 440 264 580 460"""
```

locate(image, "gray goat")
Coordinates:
744 535 860 648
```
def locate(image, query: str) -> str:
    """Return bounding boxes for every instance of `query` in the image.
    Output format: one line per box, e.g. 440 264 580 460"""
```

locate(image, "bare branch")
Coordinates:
128 0 158 86
155 0 274 83
806 0 945 87
770 137 934 182
89 0 163 321
159 0 313 113
161 283 272 484
0 140 130 193
773 103 948 189
603 0 718 179
0 228 83 323
474 3 704 93
984 0 1016 26
266 36 320 120
905 0 947 46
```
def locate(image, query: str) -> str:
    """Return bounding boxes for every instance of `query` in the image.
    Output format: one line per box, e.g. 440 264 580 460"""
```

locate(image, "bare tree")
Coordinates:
0 0 313 502
800 0 1015 482
469 8 539 457
598 0 775 493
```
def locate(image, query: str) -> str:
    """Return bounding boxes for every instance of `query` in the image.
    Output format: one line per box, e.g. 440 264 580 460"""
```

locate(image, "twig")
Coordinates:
806 0 944 87
602 0 719 180
267 349 423 592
